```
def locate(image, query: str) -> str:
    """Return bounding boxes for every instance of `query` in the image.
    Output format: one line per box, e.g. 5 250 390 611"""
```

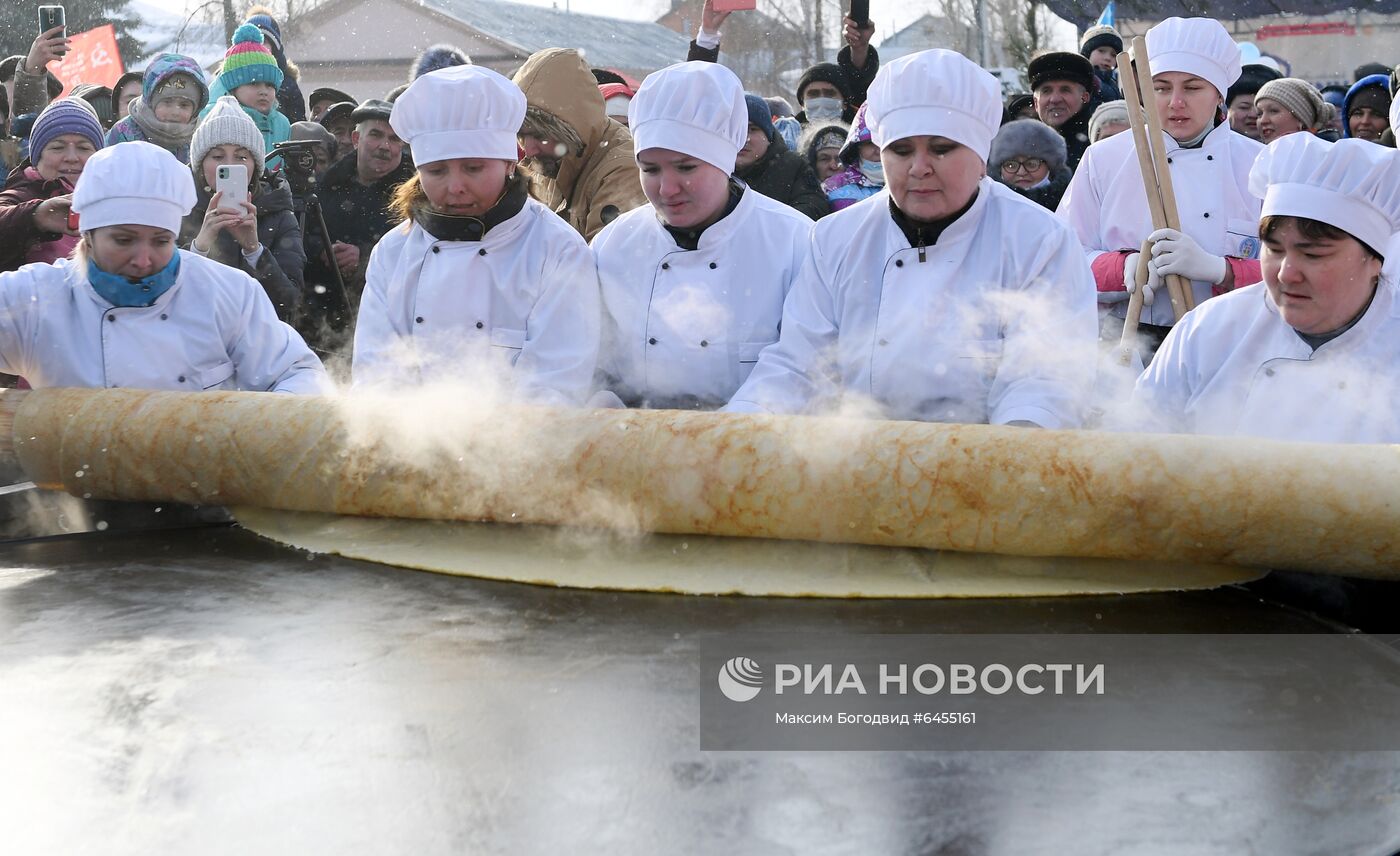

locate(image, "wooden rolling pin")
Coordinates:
1 387 1397 578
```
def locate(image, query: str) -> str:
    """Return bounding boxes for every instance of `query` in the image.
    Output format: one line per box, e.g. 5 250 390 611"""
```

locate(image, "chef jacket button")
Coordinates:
661 262 670 270
475 321 484 329
1207 155 1214 161
1167 157 1173 164
700 340 709 347
648 337 657 345
160 314 168 320
431 246 440 254
708 262 717 270
1203 212 1210 219
1265 368 1275 377
415 316 424 324
879 338 889 346
895 260 904 268
107 314 116 322
478 249 487 256
178 375 186 383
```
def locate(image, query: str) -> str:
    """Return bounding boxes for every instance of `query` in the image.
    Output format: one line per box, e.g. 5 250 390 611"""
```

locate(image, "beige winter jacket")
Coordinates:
512 49 647 241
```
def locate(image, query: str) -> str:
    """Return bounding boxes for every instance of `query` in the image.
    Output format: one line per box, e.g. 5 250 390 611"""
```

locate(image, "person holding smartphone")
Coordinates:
180 96 305 324
2 20 67 119
0 97 103 273
0 141 329 394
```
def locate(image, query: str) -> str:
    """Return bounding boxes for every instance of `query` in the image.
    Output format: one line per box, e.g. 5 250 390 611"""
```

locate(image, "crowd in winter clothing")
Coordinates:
0 3 1398 449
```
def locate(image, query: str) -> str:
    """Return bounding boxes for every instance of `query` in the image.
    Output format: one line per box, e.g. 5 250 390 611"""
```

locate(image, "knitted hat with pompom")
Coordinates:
218 23 284 93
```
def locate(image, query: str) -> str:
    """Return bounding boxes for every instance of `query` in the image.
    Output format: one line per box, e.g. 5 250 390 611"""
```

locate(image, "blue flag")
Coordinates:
1096 0 1115 26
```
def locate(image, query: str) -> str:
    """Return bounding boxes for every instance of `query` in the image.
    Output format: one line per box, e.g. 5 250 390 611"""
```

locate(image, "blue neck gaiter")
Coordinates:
87 252 182 308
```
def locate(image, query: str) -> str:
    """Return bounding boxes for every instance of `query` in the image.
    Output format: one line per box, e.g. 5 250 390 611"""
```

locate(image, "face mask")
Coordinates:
859 158 885 185
87 252 181 308
805 97 843 121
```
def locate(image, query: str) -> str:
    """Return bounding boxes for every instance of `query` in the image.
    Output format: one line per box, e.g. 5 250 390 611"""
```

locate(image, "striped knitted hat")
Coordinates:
218 23 283 93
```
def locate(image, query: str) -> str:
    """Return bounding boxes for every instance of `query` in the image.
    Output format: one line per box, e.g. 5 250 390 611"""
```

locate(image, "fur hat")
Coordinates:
1027 51 1095 92
412 44 472 81
1079 25 1122 58
989 118 1067 174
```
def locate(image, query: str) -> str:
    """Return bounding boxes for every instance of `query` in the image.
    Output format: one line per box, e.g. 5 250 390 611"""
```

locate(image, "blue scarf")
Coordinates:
87 253 181 308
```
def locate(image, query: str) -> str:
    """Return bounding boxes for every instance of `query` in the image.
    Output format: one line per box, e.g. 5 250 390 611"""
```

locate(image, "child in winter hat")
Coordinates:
202 24 291 163
821 103 882 212
105 53 209 164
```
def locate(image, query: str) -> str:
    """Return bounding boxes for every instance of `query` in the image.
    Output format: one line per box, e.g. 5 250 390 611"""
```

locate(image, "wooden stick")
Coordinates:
1115 48 1158 358
1133 37 1193 319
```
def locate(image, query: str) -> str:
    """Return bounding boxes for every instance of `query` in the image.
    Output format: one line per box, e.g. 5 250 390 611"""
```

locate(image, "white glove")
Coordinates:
1122 251 1157 306
1148 228 1227 284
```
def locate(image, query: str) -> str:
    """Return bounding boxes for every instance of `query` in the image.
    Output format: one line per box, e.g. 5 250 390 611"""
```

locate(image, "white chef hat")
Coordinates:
628 61 747 174
1145 17 1243 102
71 141 197 235
1249 133 1400 254
863 49 1002 162
390 65 525 164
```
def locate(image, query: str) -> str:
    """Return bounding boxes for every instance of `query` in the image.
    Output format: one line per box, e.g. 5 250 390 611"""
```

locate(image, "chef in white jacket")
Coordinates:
1132 134 1400 443
723 49 1097 428
591 62 812 410
1057 17 1264 354
0 141 330 394
352 65 600 404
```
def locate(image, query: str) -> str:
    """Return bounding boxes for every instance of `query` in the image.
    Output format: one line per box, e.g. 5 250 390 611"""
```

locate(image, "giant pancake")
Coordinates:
0 387 1394 580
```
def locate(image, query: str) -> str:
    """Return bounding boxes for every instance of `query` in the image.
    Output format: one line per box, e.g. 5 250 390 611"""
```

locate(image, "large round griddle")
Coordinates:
2 525 1399 855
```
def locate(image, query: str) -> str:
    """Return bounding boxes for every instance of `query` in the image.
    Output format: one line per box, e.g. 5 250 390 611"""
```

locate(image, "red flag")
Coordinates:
51 25 125 95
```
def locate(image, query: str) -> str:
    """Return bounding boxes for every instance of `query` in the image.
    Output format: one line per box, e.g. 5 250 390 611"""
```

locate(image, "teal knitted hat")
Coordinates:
218 23 283 94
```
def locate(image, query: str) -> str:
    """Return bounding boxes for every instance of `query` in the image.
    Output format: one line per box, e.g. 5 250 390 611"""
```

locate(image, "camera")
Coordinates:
269 139 326 194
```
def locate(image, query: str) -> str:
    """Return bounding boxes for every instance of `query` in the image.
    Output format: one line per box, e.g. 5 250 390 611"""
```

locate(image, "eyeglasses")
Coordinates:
1000 158 1045 175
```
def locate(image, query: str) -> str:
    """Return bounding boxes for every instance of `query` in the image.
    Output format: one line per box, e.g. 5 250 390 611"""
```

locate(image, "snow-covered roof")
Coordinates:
421 0 690 73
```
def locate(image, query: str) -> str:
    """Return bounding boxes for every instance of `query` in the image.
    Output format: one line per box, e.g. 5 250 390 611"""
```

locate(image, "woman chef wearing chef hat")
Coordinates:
590 61 812 410
352 65 600 404
723 49 1097 428
1131 134 1400 443
1058 17 1265 357
0 140 330 394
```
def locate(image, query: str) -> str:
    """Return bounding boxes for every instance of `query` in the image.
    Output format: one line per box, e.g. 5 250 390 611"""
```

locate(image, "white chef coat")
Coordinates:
590 187 812 409
352 198 601 406
1131 281 1400 442
1057 123 1264 326
724 181 1098 428
0 252 330 394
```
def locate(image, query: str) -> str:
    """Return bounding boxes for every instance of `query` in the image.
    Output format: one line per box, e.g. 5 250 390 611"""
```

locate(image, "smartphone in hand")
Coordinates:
849 0 870 28
215 164 250 211
38 6 65 39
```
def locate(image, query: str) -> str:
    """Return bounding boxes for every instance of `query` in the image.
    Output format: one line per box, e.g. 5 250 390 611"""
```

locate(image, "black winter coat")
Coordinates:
301 152 415 351
735 139 830 220
179 172 306 323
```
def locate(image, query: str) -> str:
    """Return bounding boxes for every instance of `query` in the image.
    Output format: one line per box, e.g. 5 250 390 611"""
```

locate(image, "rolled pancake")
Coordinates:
4 387 1399 578
233 507 1261 598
